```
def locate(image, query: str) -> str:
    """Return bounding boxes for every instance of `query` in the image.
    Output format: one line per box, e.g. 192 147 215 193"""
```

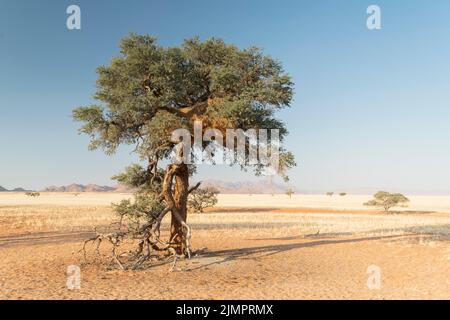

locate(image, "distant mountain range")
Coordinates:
41 184 134 193
200 179 293 194
0 184 134 193
0 186 32 192
0 180 294 194
3 182 444 195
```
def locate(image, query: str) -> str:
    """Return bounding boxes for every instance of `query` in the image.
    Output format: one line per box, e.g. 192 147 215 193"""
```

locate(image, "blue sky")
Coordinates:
1 0 450 194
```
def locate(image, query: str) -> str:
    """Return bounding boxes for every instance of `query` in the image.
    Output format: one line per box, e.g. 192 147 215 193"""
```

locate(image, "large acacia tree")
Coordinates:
73 34 295 263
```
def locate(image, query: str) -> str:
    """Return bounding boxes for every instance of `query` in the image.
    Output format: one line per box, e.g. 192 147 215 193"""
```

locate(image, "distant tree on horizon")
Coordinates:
364 191 409 212
286 188 295 198
326 192 334 196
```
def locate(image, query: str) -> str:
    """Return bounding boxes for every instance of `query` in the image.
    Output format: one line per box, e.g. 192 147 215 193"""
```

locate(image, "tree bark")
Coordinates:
170 163 189 254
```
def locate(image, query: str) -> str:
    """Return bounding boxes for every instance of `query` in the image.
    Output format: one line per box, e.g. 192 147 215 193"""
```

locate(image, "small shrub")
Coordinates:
326 192 334 197
188 187 219 213
339 192 347 196
25 192 40 197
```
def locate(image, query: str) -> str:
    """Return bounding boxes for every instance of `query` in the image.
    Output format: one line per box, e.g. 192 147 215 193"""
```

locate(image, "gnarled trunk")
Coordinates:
170 163 189 254
160 162 191 255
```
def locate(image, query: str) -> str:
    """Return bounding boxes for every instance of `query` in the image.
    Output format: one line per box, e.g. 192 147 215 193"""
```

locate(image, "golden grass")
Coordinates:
188 211 450 240
0 193 449 242
0 205 115 235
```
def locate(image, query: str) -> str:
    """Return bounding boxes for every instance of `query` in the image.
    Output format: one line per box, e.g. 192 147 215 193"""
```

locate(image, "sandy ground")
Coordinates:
0 193 449 300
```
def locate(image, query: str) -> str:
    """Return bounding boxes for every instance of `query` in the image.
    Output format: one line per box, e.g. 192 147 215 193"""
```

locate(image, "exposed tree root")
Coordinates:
81 157 195 270
81 212 193 270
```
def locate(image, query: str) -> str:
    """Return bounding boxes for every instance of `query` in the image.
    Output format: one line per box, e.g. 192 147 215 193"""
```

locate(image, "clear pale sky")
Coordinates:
1 0 450 194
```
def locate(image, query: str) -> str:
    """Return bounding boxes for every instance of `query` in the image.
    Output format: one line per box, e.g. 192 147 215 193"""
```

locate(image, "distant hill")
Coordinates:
199 179 294 194
37 180 292 194
12 187 28 192
0 185 32 192
41 184 134 193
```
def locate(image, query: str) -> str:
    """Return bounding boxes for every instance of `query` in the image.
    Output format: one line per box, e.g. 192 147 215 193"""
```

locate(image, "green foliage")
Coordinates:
339 192 347 196
188 187 219 213
364 191 409 212
277 151 296 182
112 164 163 192
113 191 166 234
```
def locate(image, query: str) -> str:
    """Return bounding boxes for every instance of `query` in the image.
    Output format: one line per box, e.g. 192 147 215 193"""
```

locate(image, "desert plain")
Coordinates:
0 192 449 300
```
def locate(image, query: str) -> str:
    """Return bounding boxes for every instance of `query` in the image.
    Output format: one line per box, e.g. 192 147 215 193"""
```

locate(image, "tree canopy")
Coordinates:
73 34 294 171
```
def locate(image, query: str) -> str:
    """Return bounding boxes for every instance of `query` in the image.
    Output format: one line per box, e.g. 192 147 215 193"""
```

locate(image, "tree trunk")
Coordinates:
170 163 189 254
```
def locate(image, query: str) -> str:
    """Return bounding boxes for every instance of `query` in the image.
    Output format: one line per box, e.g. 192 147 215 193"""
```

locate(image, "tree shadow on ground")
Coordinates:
205 207 279 213
387 210 436 215
250 232 354 241
186 223 450 271
247 224 450 242
186 234 411 271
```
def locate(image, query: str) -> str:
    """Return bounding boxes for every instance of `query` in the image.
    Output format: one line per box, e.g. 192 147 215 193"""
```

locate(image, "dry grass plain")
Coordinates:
0 193 449 300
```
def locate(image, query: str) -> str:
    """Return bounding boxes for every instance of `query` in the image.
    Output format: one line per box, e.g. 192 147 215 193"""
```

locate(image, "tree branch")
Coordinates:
188 182 202 194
